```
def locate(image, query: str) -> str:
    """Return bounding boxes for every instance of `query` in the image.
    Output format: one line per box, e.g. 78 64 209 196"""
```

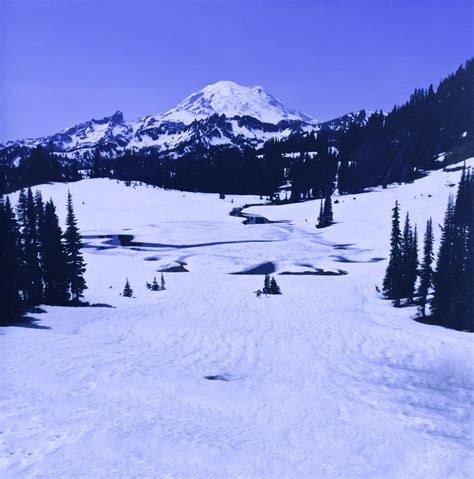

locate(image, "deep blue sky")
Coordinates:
1 0 472 142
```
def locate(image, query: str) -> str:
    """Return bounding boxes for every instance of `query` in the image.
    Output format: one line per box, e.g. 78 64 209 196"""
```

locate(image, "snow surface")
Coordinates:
2 159 474 478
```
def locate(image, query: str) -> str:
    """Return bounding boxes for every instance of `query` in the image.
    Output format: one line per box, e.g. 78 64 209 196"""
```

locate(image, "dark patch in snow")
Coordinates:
280 269 347 276
84 234 280 250
204 373 237 381
242 213 269 224
332 243 356 250
144 256 161 261
2 314 51 329
233 262 276 275
414 315 473 332
159 262 189 273
332 255 385 264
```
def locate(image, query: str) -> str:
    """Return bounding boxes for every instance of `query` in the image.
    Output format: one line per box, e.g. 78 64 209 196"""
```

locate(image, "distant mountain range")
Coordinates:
0 81 378 162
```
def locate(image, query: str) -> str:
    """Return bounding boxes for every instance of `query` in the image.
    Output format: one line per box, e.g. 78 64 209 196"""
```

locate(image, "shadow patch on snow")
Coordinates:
280 269 348 276
158 261 189 273
2 312 51 330
414 315 473 332
84 234 280 250
204 373 238 382
332 243 356 250
332 255 385 264
144 256 161 261
232 262 276 275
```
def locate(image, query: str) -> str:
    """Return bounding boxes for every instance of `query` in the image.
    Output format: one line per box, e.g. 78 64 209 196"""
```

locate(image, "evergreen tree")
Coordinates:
323 195 334 226
400 213 418 302
316 200 324 228
151 277 159 291
317 196 334 228
449 167 473 330
431 195 456 325
270 276 282 295
263 274 271 295
41 200 69 304
35 191 46 287
64 191 87 302
383 201 403 305
430 167 473 331
91 149 105 178
464 170 474 330
15 189 27 225
417 218 434 317
0 197 21 320
160 273 166 291
407 224 418 303
18 188 43 304
13 189 28 303
122 278 133 297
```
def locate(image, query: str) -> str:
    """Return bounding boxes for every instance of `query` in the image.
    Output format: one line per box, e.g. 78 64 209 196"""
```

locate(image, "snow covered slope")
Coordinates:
2 159 473 478
159 80 314 125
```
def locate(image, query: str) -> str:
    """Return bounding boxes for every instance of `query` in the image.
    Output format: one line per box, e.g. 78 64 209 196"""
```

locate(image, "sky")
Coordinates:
0 0 472 142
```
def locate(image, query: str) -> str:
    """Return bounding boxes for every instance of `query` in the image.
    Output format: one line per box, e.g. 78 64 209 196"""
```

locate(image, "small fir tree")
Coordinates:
160 273 166 291
270 276 282 295
323 195 334 226
263 274 271 295
122 278 133 297
317 196 334 228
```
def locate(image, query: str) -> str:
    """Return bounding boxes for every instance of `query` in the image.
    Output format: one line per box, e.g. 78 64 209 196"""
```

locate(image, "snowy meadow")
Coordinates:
1 159 473 478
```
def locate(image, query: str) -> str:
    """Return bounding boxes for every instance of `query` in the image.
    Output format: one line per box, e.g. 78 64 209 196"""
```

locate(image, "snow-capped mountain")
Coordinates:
0 81 372 164
158 80 315 125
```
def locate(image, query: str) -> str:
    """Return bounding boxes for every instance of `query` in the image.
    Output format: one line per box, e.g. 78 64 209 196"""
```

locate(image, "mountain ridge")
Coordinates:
0 81 374 161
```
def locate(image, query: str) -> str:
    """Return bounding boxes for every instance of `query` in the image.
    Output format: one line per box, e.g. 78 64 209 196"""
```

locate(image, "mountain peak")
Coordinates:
159 81 315 125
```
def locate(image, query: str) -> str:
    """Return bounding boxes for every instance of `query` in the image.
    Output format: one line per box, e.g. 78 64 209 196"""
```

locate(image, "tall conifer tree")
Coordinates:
0 197 21 320
417 218 434 318
42 200 69 304
20 188 43 303
64 191 87 302
383 201 403 305
431 196 455 325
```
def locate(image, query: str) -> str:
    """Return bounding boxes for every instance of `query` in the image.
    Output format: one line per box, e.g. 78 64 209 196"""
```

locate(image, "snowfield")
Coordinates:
1 159 473 478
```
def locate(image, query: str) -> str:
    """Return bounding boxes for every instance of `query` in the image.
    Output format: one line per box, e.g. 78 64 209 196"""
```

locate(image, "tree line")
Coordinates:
0 189 87 324
383 166 473 331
